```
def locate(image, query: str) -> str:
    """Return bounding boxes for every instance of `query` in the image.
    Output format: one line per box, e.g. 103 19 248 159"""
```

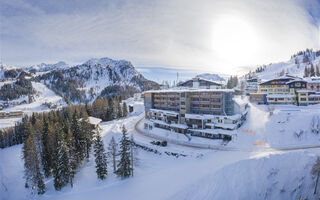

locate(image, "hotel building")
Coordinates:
143 87 248 140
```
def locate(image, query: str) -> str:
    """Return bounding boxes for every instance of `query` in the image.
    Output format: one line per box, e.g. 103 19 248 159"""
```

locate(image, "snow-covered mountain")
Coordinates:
196 73 225 82
0 64 20 79
35 57 159 102
0 57 159 103
25 61 69 72
248 49 320 81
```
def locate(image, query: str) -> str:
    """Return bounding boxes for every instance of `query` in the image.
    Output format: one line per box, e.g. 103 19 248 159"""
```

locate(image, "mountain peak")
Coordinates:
84 57 131 68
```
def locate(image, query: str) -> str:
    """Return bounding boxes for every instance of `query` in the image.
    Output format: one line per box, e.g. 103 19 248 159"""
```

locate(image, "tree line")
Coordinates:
226 76 238 89
304 64 320 78
0 97 129 149
87 97 128 121
19 105 136 195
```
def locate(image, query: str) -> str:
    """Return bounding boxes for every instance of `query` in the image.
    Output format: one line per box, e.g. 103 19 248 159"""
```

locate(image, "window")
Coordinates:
180 93 185 97
181 101 185 105
301 98 306 101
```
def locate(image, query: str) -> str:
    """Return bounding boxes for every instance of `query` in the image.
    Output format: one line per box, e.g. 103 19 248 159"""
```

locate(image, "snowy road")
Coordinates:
135 116 320 152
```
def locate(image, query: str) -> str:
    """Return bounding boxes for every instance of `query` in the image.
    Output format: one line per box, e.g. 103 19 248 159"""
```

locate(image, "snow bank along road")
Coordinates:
135 117 320 152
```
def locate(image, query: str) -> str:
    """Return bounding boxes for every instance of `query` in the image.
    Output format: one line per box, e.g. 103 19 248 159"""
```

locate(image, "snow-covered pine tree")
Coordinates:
316 65 320 77
130 135 139 177
71 111 82 162
53 130 70 191
23 130 46 194
66 128 77 187
122 102 128 117
108 136 118 173
116 125 132 178
304 66 309 77
107 98 115 120
93 130 108 180
41 117 51 177
311 64 315 77
80 112 93 160
115 98 123 118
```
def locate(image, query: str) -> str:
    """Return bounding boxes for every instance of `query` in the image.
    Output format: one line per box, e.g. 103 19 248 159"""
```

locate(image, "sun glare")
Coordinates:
211 15 259 66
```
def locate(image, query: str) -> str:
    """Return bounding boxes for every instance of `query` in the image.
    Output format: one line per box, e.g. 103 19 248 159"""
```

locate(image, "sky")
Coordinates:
1 0 320 75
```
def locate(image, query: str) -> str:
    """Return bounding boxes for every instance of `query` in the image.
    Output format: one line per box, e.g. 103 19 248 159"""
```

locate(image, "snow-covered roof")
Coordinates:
150 109 179 116
88 116 102 126
144 88 234 94
233 96 248 107
214 123 238 130
307 80 320 83
266 94 295 98
185 113 212 120
191 128 233 134
286 79 307 84
309 94 320 97
296 89 314 93
151 119 170 126
170 123 188 129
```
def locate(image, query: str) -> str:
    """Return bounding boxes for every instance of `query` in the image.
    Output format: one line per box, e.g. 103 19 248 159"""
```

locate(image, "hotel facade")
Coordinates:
249 75 320 105
143 87 248 140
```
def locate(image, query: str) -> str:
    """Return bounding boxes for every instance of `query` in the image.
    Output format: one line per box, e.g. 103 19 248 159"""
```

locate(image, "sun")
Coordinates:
211 15 259 66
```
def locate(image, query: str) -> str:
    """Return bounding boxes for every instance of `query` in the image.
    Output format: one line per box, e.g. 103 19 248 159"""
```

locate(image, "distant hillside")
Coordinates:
34 57 159 103
1 57 159 103
25 61 69 72
246 49 320 81
196 73 225 82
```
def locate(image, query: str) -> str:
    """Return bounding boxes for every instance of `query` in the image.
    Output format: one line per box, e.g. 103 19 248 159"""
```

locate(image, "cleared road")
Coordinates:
135 117 320 152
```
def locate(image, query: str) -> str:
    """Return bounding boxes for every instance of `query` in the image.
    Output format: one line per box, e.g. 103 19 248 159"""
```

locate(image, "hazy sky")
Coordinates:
1 0 320 74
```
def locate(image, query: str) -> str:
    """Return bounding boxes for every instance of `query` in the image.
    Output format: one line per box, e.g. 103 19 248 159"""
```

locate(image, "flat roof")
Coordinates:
150 109 179 116
266 94 295 98
143 88 234 94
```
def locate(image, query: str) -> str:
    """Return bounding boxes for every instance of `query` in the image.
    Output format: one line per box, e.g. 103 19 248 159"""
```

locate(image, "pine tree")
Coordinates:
304 66 309 77
130 135 139 177
108 136 118 173
53 130 70 191
66 128 77 187
23 130 46 194
93 131 108 180
41 117 51 177
122 102 128 117
316 65 320 77
115 98 122 118
80 112 93 160
116 125 132 178
311 64 315 77
71 111 83 162
107 98 115 120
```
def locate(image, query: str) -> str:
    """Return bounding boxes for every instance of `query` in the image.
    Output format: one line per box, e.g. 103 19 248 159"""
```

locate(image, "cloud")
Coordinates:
1 0 320 74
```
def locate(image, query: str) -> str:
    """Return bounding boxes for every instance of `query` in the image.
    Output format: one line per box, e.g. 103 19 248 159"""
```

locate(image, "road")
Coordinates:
134 117 320 152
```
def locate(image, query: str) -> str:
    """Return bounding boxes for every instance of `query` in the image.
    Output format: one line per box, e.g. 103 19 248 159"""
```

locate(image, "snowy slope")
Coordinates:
171 151 318 200
2 82 66 114
252 50 320 81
